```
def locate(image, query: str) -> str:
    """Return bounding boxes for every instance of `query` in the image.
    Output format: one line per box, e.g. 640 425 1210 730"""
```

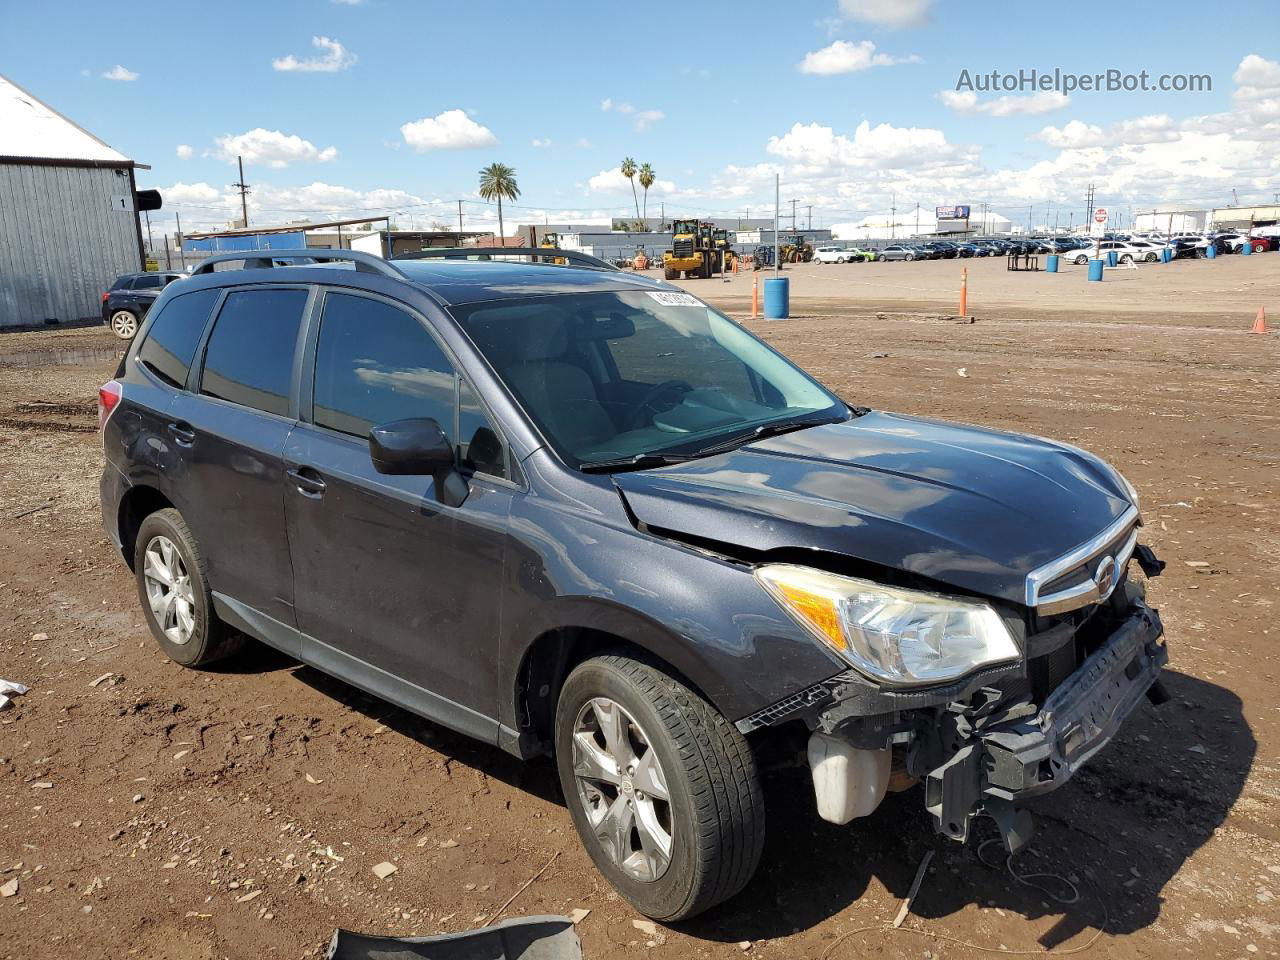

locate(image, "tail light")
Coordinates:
102 291 110 303
98 380 122 431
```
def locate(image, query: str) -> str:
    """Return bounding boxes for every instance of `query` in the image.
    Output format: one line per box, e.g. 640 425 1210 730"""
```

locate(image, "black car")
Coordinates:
102 271 185 340
99 249 1168 921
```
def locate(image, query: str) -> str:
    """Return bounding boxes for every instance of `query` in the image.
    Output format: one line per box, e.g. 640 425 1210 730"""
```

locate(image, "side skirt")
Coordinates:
212 592 524 757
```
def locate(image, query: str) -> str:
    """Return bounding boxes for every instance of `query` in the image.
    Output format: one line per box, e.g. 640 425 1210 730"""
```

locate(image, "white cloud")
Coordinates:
632 109 664 131
940 90 1069 116
531 138 552 147
1033 115 1179 149
163 182 223 205
214 129 338 167
272 36 357 73
102 65 138 81
331 0 363 4
601 97 665 131
588 168 676 194
837 0 931 29
575 137 595 149
1233 53 1280 101
175 144 193 160
400 110 497 152
766 119 966 169
797 40 919 75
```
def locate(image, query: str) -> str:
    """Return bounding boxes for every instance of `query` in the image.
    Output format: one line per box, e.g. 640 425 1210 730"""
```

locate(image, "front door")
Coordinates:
284 290 514 743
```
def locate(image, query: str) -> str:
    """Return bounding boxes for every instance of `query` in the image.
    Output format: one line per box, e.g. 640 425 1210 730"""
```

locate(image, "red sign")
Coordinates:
1094 208 1108 223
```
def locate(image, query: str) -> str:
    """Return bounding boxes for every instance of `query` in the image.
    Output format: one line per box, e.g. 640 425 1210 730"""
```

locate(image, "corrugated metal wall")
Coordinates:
0 163 141 327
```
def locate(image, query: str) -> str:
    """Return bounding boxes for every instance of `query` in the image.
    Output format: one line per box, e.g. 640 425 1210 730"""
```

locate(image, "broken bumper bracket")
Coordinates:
926 601 1166 853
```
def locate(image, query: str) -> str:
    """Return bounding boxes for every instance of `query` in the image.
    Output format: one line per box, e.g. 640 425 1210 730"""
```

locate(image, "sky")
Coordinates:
2 0 1277 238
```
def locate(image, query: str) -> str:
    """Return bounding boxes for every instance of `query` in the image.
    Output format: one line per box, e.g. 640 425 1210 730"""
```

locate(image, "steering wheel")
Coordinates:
628 380 694 431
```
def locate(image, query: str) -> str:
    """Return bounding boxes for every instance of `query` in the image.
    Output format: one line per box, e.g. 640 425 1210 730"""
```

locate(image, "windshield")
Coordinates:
451 290 846 468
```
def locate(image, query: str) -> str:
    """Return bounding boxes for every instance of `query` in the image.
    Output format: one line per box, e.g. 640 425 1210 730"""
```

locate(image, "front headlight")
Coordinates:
755 564 1019 687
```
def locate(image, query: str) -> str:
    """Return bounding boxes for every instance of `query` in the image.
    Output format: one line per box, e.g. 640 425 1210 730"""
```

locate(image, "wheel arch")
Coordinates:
510 603 722 759
117 484 175 570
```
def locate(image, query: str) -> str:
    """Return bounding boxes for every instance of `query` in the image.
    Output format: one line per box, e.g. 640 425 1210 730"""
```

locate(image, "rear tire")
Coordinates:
109 310 139 340
555 655 764 921
664 267 678 280
134 508 243 667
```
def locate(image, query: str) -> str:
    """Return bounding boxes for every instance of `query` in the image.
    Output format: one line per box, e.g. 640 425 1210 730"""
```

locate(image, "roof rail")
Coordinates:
190 248 409 279
393 247 621 272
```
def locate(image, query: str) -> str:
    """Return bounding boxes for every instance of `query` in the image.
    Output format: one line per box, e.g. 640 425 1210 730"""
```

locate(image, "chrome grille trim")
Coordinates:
1026 505 1140 614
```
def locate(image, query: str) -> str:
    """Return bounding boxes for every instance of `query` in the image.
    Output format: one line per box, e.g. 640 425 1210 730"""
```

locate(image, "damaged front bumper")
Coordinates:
922 600 1166 851
744 588 1167 854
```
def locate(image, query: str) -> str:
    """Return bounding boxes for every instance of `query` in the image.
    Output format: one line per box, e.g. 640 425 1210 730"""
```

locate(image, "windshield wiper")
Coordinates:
689 415 844 458
578 453 695 473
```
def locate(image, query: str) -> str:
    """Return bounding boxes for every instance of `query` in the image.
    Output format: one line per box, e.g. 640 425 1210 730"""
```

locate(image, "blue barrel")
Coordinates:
1206 243 1217 259
763 277 790 318
1161 247 1172 263
1241 240 1253 256
1046 254 1059 273
1106 250 1118 268
1087 259 1104 282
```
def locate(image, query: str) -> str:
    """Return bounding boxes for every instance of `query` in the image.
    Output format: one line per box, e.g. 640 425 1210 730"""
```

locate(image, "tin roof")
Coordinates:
0 73 133 165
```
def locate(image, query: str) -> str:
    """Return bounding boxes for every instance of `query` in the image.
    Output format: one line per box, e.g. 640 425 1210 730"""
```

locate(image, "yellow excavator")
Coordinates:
663 219 727 279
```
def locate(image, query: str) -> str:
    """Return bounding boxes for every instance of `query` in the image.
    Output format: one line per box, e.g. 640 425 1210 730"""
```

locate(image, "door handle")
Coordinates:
167 421 196 446
287 467 327 498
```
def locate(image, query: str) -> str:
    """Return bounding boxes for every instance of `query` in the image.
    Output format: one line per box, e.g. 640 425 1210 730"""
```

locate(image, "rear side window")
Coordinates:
200 289 307 417
136 288 220 388
133 275 165 290
312 293 455 438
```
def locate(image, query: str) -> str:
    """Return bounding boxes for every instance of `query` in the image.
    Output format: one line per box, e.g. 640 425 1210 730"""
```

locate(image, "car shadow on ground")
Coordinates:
245 652 1252 948
286 660 565 806
679 669 1253 947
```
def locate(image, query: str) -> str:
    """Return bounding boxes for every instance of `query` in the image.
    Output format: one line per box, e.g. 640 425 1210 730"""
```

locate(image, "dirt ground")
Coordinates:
1 253 1278 960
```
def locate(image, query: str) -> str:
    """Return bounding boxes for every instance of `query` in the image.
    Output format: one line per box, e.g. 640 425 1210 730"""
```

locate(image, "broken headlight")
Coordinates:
755 564 1019 687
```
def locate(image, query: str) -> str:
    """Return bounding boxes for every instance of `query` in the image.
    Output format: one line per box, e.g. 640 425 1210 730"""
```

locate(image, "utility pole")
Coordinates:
1084 184 1095 228
774 174 780 275
232 155 250 229
457 200 464 234
890 191 896 240
788 198 798 232
806 205 812 230
915 203 920 236
163 233 171 269
143 209 154 261
175 212 186 269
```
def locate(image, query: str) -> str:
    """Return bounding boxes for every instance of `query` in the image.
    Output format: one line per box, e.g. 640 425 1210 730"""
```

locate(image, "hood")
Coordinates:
612 411 1134 605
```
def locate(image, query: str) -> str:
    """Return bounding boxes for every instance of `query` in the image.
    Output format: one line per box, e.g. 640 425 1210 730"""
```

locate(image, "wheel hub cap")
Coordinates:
571 697 673 882
143 535 196 645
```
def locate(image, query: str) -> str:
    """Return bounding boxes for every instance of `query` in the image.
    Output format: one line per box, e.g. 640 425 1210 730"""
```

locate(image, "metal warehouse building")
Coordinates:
0 74 147 328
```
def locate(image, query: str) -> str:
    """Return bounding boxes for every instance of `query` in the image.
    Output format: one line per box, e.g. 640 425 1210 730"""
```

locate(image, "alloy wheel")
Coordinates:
143 535 196 645
110 311 137 339
571 697 673 882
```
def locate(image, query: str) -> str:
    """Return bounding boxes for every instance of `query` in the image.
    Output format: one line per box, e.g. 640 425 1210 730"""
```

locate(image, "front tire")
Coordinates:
555 655 764 921
134 508 243 667
109 309 139 340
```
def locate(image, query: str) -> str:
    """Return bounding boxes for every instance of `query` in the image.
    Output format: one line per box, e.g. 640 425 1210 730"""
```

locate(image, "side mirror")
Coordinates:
368 418 469 507
369 418 452 475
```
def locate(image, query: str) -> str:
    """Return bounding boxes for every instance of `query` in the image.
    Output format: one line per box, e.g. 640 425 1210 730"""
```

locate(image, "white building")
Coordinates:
1132 210 1208 234
832 209 1015 241
0 74 149 326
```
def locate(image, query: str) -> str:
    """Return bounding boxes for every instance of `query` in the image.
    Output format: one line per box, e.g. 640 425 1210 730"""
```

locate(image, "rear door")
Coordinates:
283 289 515 741
166 285 312 644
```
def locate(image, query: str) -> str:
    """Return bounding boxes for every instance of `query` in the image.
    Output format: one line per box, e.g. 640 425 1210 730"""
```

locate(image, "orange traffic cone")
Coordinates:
1251 307 1267 334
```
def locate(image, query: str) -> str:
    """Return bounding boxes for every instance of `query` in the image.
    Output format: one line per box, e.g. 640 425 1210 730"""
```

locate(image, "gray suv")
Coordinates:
99 249 1168 920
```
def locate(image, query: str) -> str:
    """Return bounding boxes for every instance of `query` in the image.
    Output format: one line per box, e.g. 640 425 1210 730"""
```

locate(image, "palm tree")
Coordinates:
638 163 655 224
478 162 520 244
620 157 639 221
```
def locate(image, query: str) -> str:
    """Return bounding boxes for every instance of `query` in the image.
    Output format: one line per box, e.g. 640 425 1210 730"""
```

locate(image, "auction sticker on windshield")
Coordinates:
647 291 702 307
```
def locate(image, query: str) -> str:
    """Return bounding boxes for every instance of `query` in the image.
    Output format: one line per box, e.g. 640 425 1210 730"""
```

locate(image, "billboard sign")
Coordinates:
936 205 971 221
